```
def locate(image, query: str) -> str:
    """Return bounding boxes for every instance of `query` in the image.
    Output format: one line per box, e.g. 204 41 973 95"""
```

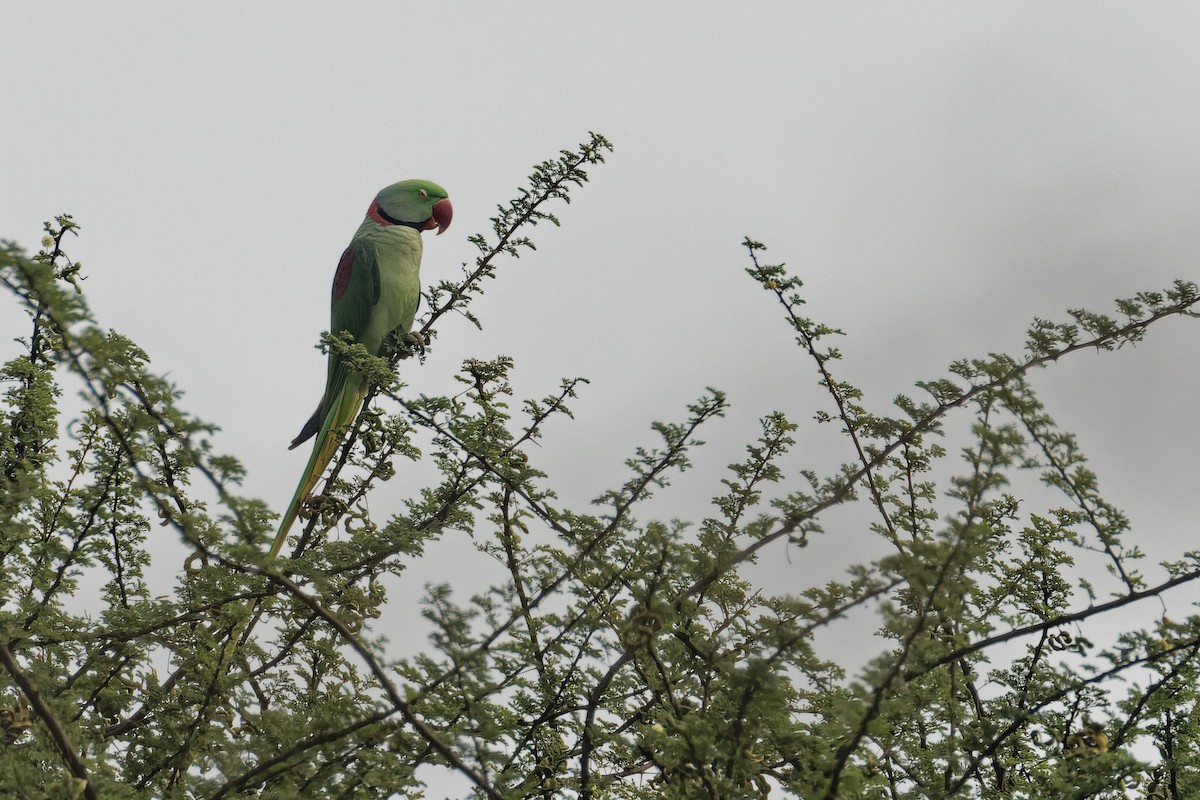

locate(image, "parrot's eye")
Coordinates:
418 188 428 199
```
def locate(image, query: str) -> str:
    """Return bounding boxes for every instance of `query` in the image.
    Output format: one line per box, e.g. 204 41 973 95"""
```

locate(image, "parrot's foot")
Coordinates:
383 329 427 361
401 330 426 359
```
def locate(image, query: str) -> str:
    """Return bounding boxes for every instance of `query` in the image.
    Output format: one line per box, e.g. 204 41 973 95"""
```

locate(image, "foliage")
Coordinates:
3 132 1200 799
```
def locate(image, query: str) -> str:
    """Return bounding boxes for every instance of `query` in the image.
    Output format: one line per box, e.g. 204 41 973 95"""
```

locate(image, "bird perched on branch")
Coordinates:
273 179 452 556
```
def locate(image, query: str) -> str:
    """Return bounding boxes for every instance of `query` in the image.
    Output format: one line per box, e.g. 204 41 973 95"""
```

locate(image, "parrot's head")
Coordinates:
371 179 453 235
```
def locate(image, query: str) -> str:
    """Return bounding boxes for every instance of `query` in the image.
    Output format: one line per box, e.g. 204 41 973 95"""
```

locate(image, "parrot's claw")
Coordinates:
383 330 427 362
402 331 426 358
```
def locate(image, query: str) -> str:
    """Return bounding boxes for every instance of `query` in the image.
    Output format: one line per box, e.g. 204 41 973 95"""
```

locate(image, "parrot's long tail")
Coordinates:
219 380 369 672
271 381 369 557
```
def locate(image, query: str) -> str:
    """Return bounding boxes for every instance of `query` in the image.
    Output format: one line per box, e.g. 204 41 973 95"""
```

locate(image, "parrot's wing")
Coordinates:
290 240 380 449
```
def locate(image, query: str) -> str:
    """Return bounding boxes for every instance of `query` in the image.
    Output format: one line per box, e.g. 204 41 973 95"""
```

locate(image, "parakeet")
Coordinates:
271 179 452 557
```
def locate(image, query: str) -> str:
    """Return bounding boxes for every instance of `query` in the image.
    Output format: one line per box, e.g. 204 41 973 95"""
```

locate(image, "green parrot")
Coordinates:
272 179 452 557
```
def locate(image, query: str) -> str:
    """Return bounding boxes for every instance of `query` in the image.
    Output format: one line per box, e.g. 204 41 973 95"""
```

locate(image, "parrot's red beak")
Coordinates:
426 198 453 235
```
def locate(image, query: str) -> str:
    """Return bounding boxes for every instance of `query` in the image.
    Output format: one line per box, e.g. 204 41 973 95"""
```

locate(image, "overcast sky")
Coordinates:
5 3 1200 701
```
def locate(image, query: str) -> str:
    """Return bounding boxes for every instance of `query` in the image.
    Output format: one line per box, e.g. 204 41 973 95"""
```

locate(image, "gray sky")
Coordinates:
4 0 1200 724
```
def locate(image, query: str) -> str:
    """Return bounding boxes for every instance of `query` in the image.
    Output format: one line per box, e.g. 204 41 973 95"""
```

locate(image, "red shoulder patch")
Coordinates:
366 197 390 226
332 248 355 301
